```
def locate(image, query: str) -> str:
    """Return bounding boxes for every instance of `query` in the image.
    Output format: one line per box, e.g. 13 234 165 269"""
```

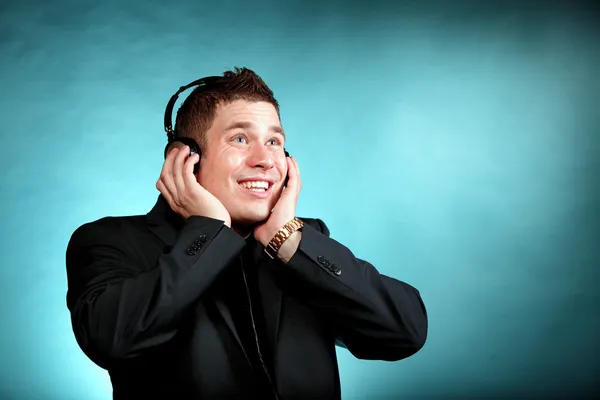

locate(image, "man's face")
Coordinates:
197 100 288 228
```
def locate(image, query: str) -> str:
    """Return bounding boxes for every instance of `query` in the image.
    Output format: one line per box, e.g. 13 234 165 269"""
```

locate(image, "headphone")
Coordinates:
163 76 290 186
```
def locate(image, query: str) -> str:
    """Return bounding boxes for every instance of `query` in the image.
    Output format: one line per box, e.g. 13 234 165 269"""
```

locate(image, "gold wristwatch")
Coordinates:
264 217 304 259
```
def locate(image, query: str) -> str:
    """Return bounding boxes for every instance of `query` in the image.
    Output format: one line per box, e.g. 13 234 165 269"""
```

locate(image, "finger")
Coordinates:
161 147 179 198
173 145 189 194
281 157 295 198
161 146 177 177
156 179 176 211
294 158 302 192
184 153 200 187
166 141 188 154
283 156 294 191
288 156 300 191
290 157 301 195
156 178 166 197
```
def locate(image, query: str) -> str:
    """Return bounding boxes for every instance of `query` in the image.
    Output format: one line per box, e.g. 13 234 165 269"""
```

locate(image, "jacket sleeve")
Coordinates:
65 216 246 370
281 218 428 362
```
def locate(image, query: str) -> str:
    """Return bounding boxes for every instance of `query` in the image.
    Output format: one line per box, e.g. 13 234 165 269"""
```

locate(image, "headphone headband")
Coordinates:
164 76 221 141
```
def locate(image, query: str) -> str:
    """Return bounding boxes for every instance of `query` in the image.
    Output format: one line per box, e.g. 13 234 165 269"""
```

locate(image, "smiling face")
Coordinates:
197 99 288 231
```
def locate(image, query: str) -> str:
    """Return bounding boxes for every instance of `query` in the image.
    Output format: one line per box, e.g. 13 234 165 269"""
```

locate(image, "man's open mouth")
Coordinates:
238 180 272 192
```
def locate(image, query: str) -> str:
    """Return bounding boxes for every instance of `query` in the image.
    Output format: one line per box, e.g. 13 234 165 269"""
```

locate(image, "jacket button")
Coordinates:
190 236 207 250
327 264 340 275
317 256 326 263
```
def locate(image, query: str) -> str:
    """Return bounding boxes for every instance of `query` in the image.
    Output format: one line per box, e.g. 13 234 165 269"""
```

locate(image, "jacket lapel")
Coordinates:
145 195 284 366
213 289 252 365
146 196 247 352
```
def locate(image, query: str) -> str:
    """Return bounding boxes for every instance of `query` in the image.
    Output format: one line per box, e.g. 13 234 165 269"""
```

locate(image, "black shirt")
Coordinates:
225 238 277 398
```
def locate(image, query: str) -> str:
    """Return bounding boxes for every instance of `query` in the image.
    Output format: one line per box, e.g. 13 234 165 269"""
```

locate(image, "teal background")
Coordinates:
1 0 598 398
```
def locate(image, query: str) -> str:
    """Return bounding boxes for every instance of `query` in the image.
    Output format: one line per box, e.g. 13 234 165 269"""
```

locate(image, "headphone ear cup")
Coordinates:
164 136 202 174
181 138 201 175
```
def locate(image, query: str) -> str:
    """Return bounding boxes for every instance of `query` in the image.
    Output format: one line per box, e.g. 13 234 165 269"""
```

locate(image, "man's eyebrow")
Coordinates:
224 121 286 138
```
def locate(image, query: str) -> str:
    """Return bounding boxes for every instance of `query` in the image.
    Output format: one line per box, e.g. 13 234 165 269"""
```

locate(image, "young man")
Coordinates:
65 67 428 399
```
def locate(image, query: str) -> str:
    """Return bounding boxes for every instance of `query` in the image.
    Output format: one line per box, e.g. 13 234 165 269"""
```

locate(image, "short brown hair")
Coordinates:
174 67 280 151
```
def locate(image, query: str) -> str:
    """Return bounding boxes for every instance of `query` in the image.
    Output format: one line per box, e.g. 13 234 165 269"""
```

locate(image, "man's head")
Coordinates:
174 67 288 231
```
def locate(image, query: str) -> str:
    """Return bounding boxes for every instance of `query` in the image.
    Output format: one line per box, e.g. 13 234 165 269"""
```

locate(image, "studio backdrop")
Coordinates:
0 0 598 398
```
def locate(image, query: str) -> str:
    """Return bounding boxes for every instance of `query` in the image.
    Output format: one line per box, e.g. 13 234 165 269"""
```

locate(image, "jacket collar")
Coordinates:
146 195 265 257
146 195 185 246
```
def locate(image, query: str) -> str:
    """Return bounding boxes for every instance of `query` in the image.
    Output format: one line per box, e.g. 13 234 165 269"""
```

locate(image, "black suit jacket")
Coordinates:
65 195 428 399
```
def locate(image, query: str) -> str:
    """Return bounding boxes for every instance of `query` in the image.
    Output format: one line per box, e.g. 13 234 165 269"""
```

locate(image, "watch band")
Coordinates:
264 217 304 259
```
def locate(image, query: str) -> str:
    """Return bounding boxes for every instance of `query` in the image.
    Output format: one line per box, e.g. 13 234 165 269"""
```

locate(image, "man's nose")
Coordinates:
247 145 274 169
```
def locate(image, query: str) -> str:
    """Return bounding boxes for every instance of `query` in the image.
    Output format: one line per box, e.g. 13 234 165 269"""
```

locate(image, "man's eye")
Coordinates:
234 136 246 143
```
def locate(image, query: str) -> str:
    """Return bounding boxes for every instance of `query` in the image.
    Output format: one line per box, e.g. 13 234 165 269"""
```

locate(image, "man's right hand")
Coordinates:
156 144 231 226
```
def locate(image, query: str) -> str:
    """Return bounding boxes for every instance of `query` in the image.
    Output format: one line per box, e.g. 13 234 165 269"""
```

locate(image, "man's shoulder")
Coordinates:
297 217 330 236
68 213 148 246
77 212 146 230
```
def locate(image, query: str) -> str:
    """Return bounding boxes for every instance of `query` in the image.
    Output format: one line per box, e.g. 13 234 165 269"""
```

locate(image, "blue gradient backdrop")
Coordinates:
1 0 598 398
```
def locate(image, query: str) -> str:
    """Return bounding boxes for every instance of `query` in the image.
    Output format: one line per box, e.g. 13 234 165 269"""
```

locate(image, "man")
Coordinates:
65 67 428 399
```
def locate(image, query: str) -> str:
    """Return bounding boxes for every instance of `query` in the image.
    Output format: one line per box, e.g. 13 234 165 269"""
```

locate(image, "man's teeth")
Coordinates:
239 181 269 191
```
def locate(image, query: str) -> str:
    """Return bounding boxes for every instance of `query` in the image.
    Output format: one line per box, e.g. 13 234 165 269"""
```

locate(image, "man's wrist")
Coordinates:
276 230 301 263
263 218 303 260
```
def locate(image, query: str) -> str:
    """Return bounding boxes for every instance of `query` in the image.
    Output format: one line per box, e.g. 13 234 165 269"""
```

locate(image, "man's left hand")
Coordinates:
254 156 302 248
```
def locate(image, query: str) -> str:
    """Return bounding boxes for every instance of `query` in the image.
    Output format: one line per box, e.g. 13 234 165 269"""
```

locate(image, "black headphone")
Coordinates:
163 76 290 186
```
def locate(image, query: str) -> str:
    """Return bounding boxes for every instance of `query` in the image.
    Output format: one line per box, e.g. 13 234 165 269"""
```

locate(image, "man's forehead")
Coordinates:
212 102 281 131
215 99 277 116
222 120 285 137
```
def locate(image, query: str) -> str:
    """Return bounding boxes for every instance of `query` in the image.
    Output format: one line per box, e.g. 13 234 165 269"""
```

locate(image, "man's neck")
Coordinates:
232 224 253 240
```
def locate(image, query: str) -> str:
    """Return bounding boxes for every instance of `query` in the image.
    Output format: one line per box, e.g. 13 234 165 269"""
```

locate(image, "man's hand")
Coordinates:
156 145 231 226
254 156 302 248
